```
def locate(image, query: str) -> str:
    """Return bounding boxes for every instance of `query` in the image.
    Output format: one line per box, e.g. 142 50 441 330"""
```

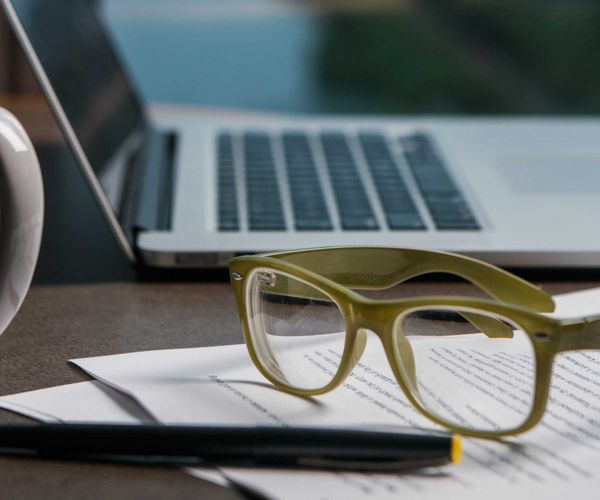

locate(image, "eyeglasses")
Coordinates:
229 247 598 438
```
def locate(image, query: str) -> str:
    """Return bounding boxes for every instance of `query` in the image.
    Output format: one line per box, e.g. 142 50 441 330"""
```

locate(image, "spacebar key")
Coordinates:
295 218 333 230
341 216 379 230
387 213 426 229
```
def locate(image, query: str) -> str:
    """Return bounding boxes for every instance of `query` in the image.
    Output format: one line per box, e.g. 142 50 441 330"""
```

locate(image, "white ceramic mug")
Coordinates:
0 108 44 336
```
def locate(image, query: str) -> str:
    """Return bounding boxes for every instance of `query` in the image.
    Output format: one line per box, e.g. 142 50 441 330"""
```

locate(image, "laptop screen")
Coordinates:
8 0 146 179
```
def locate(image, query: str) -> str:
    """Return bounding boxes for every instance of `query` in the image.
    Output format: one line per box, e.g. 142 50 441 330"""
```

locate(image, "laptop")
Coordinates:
4 0 600 268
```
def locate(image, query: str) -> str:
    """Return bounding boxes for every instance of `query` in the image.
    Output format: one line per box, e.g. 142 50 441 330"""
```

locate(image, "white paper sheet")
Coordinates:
0 380 152 424
67 287 600 500
549 286 600 319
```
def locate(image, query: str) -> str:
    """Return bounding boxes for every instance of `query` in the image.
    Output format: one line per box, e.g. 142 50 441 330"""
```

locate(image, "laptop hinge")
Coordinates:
121 129 176 237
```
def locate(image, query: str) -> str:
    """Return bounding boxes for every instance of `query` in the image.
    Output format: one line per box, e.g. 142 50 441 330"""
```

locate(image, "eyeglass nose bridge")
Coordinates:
337 302 391 376
350 301 399 339
348 302 418 389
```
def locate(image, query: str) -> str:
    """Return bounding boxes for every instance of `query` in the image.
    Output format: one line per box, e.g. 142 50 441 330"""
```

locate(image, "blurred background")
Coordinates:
1 0 600 282
4 0 600 115
89 0 600 115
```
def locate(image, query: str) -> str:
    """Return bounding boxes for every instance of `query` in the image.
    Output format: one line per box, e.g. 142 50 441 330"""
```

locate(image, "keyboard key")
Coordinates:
401 133 480 231
250 221 287 230
320 133 379 230
295 218 334 230
387 213 426 229
218 219 240 231
342 216 379 230
359 133 425 230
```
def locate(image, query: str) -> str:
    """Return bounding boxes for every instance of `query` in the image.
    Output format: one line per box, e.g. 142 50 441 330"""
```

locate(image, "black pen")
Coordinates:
0 423 461 471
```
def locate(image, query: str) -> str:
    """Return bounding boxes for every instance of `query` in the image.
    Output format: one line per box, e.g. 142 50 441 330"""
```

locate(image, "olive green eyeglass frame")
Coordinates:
229 247 600 439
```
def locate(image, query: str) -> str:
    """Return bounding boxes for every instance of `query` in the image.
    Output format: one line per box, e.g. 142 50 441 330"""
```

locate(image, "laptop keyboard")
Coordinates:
217 130 480 232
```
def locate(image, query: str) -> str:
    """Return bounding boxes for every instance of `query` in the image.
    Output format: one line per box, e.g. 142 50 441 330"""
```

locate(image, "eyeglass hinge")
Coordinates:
532 331 552 343
257 271 277 287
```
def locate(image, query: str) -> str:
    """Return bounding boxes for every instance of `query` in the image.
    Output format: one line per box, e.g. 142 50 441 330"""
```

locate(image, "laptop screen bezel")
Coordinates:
0 0 151 262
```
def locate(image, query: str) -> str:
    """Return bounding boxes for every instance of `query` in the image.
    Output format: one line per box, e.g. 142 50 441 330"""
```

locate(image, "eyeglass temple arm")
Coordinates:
268 248 555 313
558 314 600 351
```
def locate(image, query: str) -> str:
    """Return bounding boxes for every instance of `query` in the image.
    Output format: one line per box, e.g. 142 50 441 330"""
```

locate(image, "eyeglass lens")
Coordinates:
395 308 537 432
246 268 347 391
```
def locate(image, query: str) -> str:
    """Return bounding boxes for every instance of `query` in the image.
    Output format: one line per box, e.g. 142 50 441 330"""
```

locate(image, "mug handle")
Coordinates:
0 108 44 336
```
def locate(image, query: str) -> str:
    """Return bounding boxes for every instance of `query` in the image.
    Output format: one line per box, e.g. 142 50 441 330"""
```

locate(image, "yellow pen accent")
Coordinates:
451 434 463 464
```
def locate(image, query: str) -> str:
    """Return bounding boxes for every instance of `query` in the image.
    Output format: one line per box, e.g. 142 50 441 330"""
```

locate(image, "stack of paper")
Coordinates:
2 287 600 499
